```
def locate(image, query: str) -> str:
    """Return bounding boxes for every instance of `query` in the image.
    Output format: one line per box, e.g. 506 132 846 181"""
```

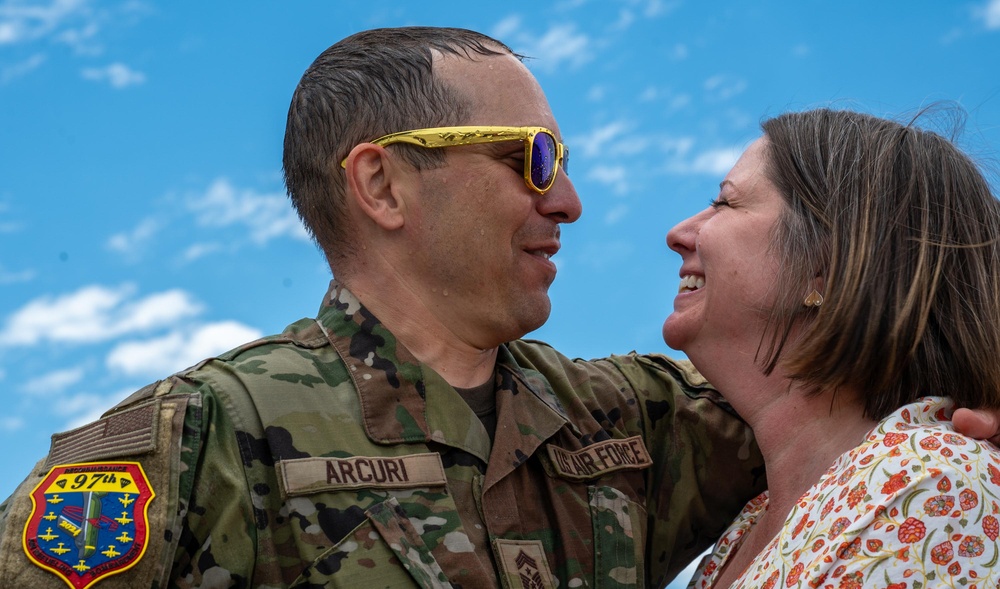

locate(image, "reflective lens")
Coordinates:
530 131 558 192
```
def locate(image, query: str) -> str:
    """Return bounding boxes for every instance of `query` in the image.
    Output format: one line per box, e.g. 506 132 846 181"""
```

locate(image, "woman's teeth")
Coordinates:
678 275 705 293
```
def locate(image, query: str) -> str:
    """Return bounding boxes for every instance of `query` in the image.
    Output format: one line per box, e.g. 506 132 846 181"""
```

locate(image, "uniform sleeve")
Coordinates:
0 376 257 589
163 375 258 589
611 353 766 587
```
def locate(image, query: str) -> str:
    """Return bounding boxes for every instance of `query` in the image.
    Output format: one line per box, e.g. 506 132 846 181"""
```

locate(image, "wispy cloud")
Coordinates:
587 165 630 197
107 321 263 377
980 0 1000 29
0 284 203 346
704 74 748 102
573 120 631 159
0 0 90 46
106 217 160 259
1 52 45 84
81 62 145 88
667 146 743 176
187 178 309 245
0 264 35 284
22 367 85 395
494 17 592 73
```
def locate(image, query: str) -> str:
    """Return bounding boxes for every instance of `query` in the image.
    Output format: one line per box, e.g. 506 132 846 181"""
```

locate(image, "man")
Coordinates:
0 27 763 588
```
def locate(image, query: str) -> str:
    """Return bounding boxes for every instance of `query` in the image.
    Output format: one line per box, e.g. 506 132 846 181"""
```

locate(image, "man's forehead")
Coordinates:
432 51 559 132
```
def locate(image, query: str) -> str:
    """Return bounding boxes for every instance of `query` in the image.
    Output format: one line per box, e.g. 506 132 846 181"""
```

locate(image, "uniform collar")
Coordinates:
315 280 569 467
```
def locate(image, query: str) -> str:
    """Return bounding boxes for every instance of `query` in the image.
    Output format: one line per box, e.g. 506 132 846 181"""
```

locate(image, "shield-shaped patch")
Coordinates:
22 461 155 589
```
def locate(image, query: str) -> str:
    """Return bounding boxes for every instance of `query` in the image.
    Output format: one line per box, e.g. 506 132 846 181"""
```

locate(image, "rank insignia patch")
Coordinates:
22 462 155 589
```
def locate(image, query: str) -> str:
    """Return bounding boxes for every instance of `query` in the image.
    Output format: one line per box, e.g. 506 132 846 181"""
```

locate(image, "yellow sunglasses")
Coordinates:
340 126 569 194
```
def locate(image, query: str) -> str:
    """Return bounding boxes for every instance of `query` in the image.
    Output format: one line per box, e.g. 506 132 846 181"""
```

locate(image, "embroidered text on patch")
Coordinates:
22 462 155 589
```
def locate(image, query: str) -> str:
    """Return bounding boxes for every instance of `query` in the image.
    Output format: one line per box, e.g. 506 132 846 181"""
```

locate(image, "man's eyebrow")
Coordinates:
719 179 734 190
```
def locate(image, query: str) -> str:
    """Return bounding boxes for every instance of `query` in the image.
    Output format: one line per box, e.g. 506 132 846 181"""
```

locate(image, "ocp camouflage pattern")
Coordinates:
0 280 764 588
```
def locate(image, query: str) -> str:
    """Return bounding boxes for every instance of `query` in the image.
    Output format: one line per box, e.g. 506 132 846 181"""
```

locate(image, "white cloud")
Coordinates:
604 204 629 224
107 321 263 377
0 284 203 346
187 178 309 245
981 0 1000 28
0 0 89 46
106 217 159 257
81 62 145 88
0 264 35 284
491 15 520 41
512 24 592 73
613 9 635 31
587 85 606 102
0 417 24 432
1 53 46 84
587 165 631 197
704 74 747 102
668 146 742 176
180 242 223 263
22 367 85 395
574 121 631 159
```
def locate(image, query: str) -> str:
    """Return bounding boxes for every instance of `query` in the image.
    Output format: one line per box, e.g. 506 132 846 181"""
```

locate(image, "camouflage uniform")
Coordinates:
0 281 763 588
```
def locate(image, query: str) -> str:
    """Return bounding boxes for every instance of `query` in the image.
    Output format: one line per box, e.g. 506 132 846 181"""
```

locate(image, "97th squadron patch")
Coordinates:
21 462 155 589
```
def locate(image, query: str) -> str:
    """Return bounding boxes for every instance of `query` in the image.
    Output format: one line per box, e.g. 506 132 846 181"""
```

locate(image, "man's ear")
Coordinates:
342 144 410 231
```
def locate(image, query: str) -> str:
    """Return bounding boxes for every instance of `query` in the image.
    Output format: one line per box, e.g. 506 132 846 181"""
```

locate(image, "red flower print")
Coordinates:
929 541 954 565
990 463 1000 485
940 447 954 457
942 433 964 445
881 471 910 495
884 432 908 446
838 465 857 485
897 517 926 542
866 539 883 552
948 561 961 576
839 571 863 589
829 517 851 539
960 488 979 510
821 497 835 519
807 573 828 589
859 455 874 465
937 477 951 492
836 537 862 560
786 563 804 587
793 515 809 539
887 584 906 589
702 561 717 576
958 535 985 557
919 436 941 450
983 515 999 541
847 482 867 508
762 570 780 589
833 565 847 577
812 538 826 552
923 495 955 516
901 408 911 422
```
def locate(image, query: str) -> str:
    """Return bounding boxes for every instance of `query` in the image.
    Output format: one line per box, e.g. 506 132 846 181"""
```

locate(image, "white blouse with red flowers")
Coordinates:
687 396 1000 589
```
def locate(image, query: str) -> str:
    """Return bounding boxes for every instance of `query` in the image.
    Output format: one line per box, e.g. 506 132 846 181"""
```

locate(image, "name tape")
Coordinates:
278 453 447 496
546 435 652 481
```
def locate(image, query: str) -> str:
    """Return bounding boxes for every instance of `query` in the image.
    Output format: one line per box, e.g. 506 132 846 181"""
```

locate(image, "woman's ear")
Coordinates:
342 143 409 231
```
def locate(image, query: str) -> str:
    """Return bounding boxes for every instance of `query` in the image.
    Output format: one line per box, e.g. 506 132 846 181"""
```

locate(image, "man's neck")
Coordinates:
341 274 500 389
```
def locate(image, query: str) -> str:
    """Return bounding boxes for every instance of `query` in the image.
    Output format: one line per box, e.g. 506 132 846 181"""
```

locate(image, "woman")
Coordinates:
665 109 1000 588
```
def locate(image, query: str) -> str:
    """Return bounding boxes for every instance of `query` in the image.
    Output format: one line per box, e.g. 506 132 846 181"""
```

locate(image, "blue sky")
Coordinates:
2 1 1000 580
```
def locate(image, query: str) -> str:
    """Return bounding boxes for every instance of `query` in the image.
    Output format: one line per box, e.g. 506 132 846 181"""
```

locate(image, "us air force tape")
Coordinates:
546 435 652 481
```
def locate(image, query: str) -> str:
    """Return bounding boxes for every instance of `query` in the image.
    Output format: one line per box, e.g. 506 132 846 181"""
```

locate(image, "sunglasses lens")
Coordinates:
530 131 558 190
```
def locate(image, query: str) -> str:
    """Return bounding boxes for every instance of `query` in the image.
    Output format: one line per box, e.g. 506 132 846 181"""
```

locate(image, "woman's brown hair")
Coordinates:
760 108 1000 418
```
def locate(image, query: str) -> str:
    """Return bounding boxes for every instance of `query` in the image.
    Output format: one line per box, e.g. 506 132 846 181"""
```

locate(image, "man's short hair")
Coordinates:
282 27 515 267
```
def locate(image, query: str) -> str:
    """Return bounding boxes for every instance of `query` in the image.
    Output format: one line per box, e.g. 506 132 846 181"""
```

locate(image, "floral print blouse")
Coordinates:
687 397 1000 589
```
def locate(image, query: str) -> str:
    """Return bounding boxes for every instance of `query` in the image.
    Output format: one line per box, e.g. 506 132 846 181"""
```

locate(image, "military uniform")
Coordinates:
0 281 763 589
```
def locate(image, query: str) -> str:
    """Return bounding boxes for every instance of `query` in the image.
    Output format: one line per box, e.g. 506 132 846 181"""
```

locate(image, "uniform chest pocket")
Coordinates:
277 455 466 588
289 496 456 589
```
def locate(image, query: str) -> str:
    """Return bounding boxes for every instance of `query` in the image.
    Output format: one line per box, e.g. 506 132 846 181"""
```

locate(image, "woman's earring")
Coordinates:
803 289 824 307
